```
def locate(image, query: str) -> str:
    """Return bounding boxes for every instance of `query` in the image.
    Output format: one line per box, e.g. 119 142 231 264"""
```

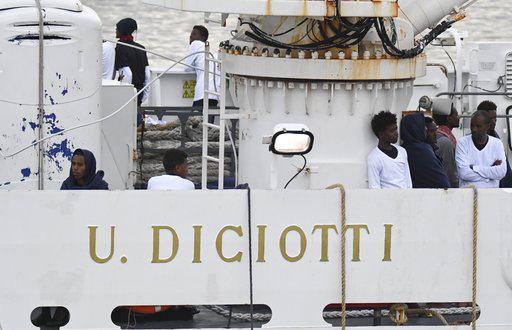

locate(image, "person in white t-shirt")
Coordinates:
183 25 220 123
102 41 116 80
455 110 507 188
147 149 195 191
367 111 412 189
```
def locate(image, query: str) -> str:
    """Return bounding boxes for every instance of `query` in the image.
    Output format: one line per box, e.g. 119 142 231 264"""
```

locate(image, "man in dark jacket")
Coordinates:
61 149 109 190
477 100 512 187
115 18 150 126
400 112 450 188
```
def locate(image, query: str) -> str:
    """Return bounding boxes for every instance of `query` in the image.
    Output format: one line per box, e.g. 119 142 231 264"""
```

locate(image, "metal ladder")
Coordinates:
201 43 227 189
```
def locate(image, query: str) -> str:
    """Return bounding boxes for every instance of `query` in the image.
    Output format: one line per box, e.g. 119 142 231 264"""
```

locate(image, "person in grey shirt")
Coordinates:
433 105 460 188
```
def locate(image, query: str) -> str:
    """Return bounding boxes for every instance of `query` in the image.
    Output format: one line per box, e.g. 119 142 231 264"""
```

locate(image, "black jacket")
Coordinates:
401 113 450 188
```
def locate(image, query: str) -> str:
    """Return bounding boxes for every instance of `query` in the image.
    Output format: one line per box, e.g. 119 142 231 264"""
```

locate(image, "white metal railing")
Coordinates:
506 52 512 99
201 43 228 189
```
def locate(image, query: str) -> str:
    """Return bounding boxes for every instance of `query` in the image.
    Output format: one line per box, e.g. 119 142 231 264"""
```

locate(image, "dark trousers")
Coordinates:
193 99 218 124
137 91 144 127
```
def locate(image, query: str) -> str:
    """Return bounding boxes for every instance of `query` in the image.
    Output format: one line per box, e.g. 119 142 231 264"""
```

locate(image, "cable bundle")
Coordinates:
374 17 455 59
240 17 373 51
240 11 456 59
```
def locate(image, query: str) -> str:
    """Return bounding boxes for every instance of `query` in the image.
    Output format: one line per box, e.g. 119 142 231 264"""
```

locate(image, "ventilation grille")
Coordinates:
13 22 72 27
506 52 512 99
9 34 71 42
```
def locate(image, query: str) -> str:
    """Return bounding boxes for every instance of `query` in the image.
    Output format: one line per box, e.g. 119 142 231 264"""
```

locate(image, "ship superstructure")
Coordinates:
0 1 512 330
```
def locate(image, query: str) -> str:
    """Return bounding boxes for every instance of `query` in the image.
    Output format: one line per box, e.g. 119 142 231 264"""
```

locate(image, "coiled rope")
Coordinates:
204 305 480 322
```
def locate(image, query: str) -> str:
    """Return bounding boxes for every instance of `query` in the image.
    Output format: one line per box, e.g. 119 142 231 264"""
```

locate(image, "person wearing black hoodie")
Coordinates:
61 149 109 190
400 112 451 188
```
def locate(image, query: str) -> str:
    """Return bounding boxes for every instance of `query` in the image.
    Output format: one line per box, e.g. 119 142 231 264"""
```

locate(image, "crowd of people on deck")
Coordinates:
62 100 510 192
368 100 511 189
96 18 512 192
102 18 219 126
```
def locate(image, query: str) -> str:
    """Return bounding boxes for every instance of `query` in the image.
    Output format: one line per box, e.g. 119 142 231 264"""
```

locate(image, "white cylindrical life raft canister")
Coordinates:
0 0 101 190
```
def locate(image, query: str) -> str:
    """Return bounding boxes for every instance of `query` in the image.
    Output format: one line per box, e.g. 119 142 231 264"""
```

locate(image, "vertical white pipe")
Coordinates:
444 28 463 112
35 0 45 190
201 43 210 189
218 64 226 190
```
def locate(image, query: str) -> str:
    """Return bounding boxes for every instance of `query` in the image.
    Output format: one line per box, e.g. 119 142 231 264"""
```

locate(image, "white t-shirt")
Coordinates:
183 40 220 101
147 175 195 191
455 135 507 188
367 145 413 189
102 41 116 80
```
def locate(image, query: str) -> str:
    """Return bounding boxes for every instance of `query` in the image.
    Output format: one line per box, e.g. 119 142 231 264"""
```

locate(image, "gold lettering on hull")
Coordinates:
152 226 180 263
382 224 393 262
89 226 115 264
280 226 307 262
88 224 395 264
216 225 243 262
347 224 370 262
312 225 339 262
193 225 202 263
257 225 267 263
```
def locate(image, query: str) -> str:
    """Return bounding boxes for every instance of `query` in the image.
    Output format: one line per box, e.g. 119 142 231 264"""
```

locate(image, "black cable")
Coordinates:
245 26 366 51
139 113 146 186
270 18 308 37
309 20 321 42
506 106 512 152
389 18 398 45
241 15 447 57
464 83 503 93
246 187 254 330
375 17 454 58
242 17 371 50
284 155 307 189
227 306 233 328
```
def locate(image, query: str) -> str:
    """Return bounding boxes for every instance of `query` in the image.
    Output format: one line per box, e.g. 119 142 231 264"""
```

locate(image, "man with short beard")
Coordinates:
455 110 507 188
477 100 512 187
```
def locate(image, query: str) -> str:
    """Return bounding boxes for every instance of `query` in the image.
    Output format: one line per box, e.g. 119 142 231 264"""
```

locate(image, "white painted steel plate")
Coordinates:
221 53 426 80
142 0 398 18
0 189 511 329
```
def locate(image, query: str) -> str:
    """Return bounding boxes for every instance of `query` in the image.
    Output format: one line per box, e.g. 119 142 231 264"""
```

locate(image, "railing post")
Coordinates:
201 43 210 189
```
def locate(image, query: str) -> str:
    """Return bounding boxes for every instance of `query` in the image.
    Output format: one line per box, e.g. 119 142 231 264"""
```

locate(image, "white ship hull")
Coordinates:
0 189 511 329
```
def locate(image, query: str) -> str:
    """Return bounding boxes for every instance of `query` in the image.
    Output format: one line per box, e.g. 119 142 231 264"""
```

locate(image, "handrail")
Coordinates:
436 92 512 97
